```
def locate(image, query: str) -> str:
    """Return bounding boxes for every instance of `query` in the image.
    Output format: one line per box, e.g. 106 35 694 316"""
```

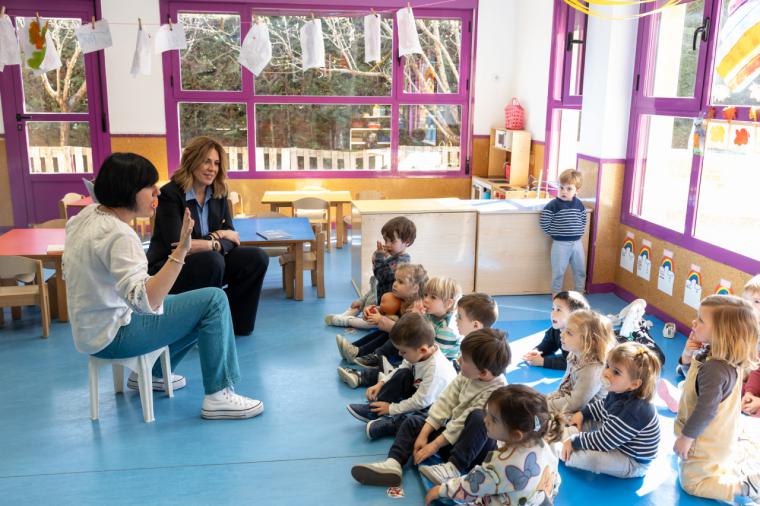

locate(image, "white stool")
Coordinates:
88 346 173 423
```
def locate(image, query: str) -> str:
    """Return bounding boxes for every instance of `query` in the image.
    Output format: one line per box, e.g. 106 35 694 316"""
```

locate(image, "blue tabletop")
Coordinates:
233 217 315 243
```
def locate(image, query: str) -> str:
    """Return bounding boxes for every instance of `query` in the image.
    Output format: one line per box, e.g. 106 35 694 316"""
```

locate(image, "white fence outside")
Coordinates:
28 146 93 174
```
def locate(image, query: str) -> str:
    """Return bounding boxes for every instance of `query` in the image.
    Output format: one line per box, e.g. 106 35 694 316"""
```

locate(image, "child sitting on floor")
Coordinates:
425 385 563 506
325 216 415 329
339 312 457 440
350 329 511 488
547 309 615 414
560 342 661 478
740 274 760 416
523 291 590 370
454 293 499 338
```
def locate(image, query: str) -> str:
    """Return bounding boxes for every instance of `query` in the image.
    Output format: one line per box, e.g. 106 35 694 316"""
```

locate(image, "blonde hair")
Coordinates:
172 136 228 199
745 274 760 296
607 342 661 401
394 263 428 303
559 168 583 189
425 277 463 313
700 295 759 373
566 310 615 364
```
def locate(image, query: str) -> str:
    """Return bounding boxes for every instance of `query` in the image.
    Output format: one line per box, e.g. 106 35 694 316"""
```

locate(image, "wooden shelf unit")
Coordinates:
487 128 531 186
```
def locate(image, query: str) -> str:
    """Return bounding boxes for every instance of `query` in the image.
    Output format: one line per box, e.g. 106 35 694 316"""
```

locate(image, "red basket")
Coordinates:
504 98 525 130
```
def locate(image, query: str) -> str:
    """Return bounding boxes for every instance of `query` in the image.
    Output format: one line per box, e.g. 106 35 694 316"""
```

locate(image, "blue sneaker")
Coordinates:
366 416 396 440
347 403 377 422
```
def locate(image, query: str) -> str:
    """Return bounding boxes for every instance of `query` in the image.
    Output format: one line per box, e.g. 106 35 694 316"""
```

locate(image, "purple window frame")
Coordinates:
543 0 587 182
621 0 760 274
160 0 476 179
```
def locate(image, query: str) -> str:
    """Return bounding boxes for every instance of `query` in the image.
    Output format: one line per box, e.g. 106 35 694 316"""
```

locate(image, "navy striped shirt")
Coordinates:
539 197 587 241
572 391 660 463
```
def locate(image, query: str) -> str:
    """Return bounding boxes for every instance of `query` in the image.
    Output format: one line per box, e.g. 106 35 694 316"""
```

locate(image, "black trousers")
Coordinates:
387 409 495 472
352 330 401 363
169 247 269 336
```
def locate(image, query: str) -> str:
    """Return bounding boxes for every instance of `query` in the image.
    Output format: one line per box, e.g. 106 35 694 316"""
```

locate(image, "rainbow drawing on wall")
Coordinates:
660 257 674 272
637 245 652 280
714 0 760 93
684 269 703 309
714 285 734 295
657 255 675 296
622 238 634 253
686 271 702 287
620 237 636 273
638 245 651 261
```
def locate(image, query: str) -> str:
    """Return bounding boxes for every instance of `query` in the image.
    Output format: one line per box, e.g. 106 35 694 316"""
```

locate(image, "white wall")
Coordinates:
101 0 166 134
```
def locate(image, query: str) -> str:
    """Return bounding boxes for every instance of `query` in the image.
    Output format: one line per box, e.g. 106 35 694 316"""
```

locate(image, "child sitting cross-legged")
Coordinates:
350 328 510 488
559 342 662 478
454 293 499 338
339 312 457 440
523 291 590 370
425 385 564 506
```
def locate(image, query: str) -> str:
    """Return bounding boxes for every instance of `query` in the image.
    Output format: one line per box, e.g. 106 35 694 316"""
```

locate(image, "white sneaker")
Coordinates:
201 388 264 420
744 472 760 501
418 461 460 485
336 334 358 361
127 372 186 391
351 458 403 487
615 299 647 337
337 367 362 389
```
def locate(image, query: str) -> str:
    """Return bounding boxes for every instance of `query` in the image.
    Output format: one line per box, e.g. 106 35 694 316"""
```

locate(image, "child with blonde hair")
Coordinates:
740 274 760 416
560 342 661 478
673 295 760 502
425 385 563 505
547 310 615 414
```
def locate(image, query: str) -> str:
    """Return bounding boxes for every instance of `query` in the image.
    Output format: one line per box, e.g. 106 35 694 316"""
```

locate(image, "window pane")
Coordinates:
255 104 390 171
557 109 581 178
710 1 760 106
695 121 760 260
403 19 461 94
633 115 693 231
178 103 248 171
650 0 704 98
26 122 92 174
179 13 241 91
18 18 87 113
398 105 460 171
255 16 392 96
568 13 585 96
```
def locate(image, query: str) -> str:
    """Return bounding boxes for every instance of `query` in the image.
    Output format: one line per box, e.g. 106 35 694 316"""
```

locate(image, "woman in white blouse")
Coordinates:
63 153 263 420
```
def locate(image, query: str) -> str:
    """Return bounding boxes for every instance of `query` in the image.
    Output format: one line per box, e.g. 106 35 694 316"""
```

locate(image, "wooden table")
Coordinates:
234 217 316 301
260 190 352 249
0 228 68 321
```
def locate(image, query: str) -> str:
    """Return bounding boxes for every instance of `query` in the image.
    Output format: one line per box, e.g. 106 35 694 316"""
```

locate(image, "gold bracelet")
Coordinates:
167 254 185 265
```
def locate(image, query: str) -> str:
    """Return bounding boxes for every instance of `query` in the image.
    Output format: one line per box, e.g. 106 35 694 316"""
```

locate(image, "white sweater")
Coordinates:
380 348 457 416
426 373 508 444
63 205 162 354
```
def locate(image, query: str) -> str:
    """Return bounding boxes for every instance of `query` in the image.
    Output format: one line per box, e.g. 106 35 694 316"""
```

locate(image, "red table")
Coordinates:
0 228 68 321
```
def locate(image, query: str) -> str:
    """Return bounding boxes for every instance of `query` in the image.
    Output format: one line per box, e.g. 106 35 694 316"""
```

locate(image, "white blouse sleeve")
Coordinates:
104 233 162 315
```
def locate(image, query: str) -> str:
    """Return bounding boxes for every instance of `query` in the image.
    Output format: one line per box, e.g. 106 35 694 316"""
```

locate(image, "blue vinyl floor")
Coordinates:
0 244 738 505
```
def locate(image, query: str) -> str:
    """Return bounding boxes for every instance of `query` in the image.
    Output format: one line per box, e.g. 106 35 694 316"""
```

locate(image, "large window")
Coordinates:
162 2 473 177
623 0 760 272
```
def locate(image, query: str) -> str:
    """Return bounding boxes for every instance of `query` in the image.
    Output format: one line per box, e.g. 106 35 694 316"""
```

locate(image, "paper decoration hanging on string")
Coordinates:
0 14 22 71
637 240 652 281
238 21 271 76
155 22 186 54
730 122 752 151
17 17 61 75
619 234 635 273
130 26 152 77
364 13 381 64
300 19 325 70
657 250 675 296
714 0 760 93
683 265 702 310
714 279 733 295
396 6 422 57
74 19 112 54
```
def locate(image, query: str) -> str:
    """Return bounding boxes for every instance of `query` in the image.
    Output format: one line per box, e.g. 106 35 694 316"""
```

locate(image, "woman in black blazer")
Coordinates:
147 136 269 336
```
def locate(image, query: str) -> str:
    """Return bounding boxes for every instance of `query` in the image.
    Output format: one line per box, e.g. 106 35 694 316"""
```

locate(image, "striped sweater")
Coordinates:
427 312 461 361
539 197 587 241
571 391 660 463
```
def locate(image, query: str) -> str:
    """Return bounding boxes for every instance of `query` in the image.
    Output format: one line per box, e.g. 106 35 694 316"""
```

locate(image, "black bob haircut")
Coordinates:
94 153 159 210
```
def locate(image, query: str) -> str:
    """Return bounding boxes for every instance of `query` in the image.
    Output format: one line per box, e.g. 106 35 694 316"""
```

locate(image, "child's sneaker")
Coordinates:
336 334 358 361
354 353 381 369
656 378 680 413
366 417 396 440
418 461 460 485
127 372 186 391
201 388 264 420
337 367 363 389
351 458 403 487
324 314 335 325
347 403 377 422
742 471 760 501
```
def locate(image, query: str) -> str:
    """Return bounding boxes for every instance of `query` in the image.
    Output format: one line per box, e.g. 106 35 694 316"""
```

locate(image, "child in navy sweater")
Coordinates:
559 342 661 478
523 291 589 371
540 169 588 294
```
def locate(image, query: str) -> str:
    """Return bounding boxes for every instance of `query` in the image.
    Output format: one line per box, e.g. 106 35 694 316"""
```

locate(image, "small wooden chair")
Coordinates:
228 191 245 218
279 231 326 299
0 256 51 338
293 197 331 253
59 192 84 219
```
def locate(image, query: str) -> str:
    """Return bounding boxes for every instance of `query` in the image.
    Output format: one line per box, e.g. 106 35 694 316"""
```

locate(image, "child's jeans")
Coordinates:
562 422 649 478
388 409 495 473
551 239 586 293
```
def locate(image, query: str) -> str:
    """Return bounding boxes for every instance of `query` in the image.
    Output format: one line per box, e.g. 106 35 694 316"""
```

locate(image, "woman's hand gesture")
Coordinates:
173 208 194 256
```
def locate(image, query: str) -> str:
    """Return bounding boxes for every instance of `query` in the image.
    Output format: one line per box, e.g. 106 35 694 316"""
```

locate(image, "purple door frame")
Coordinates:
0 0 111 226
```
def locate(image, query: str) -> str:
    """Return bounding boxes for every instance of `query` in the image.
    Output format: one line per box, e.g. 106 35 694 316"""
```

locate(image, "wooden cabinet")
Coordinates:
488 128 531 186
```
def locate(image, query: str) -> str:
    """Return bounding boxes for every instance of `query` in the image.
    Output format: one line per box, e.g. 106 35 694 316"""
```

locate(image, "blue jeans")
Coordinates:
93 287 240 395
550 239 586 292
